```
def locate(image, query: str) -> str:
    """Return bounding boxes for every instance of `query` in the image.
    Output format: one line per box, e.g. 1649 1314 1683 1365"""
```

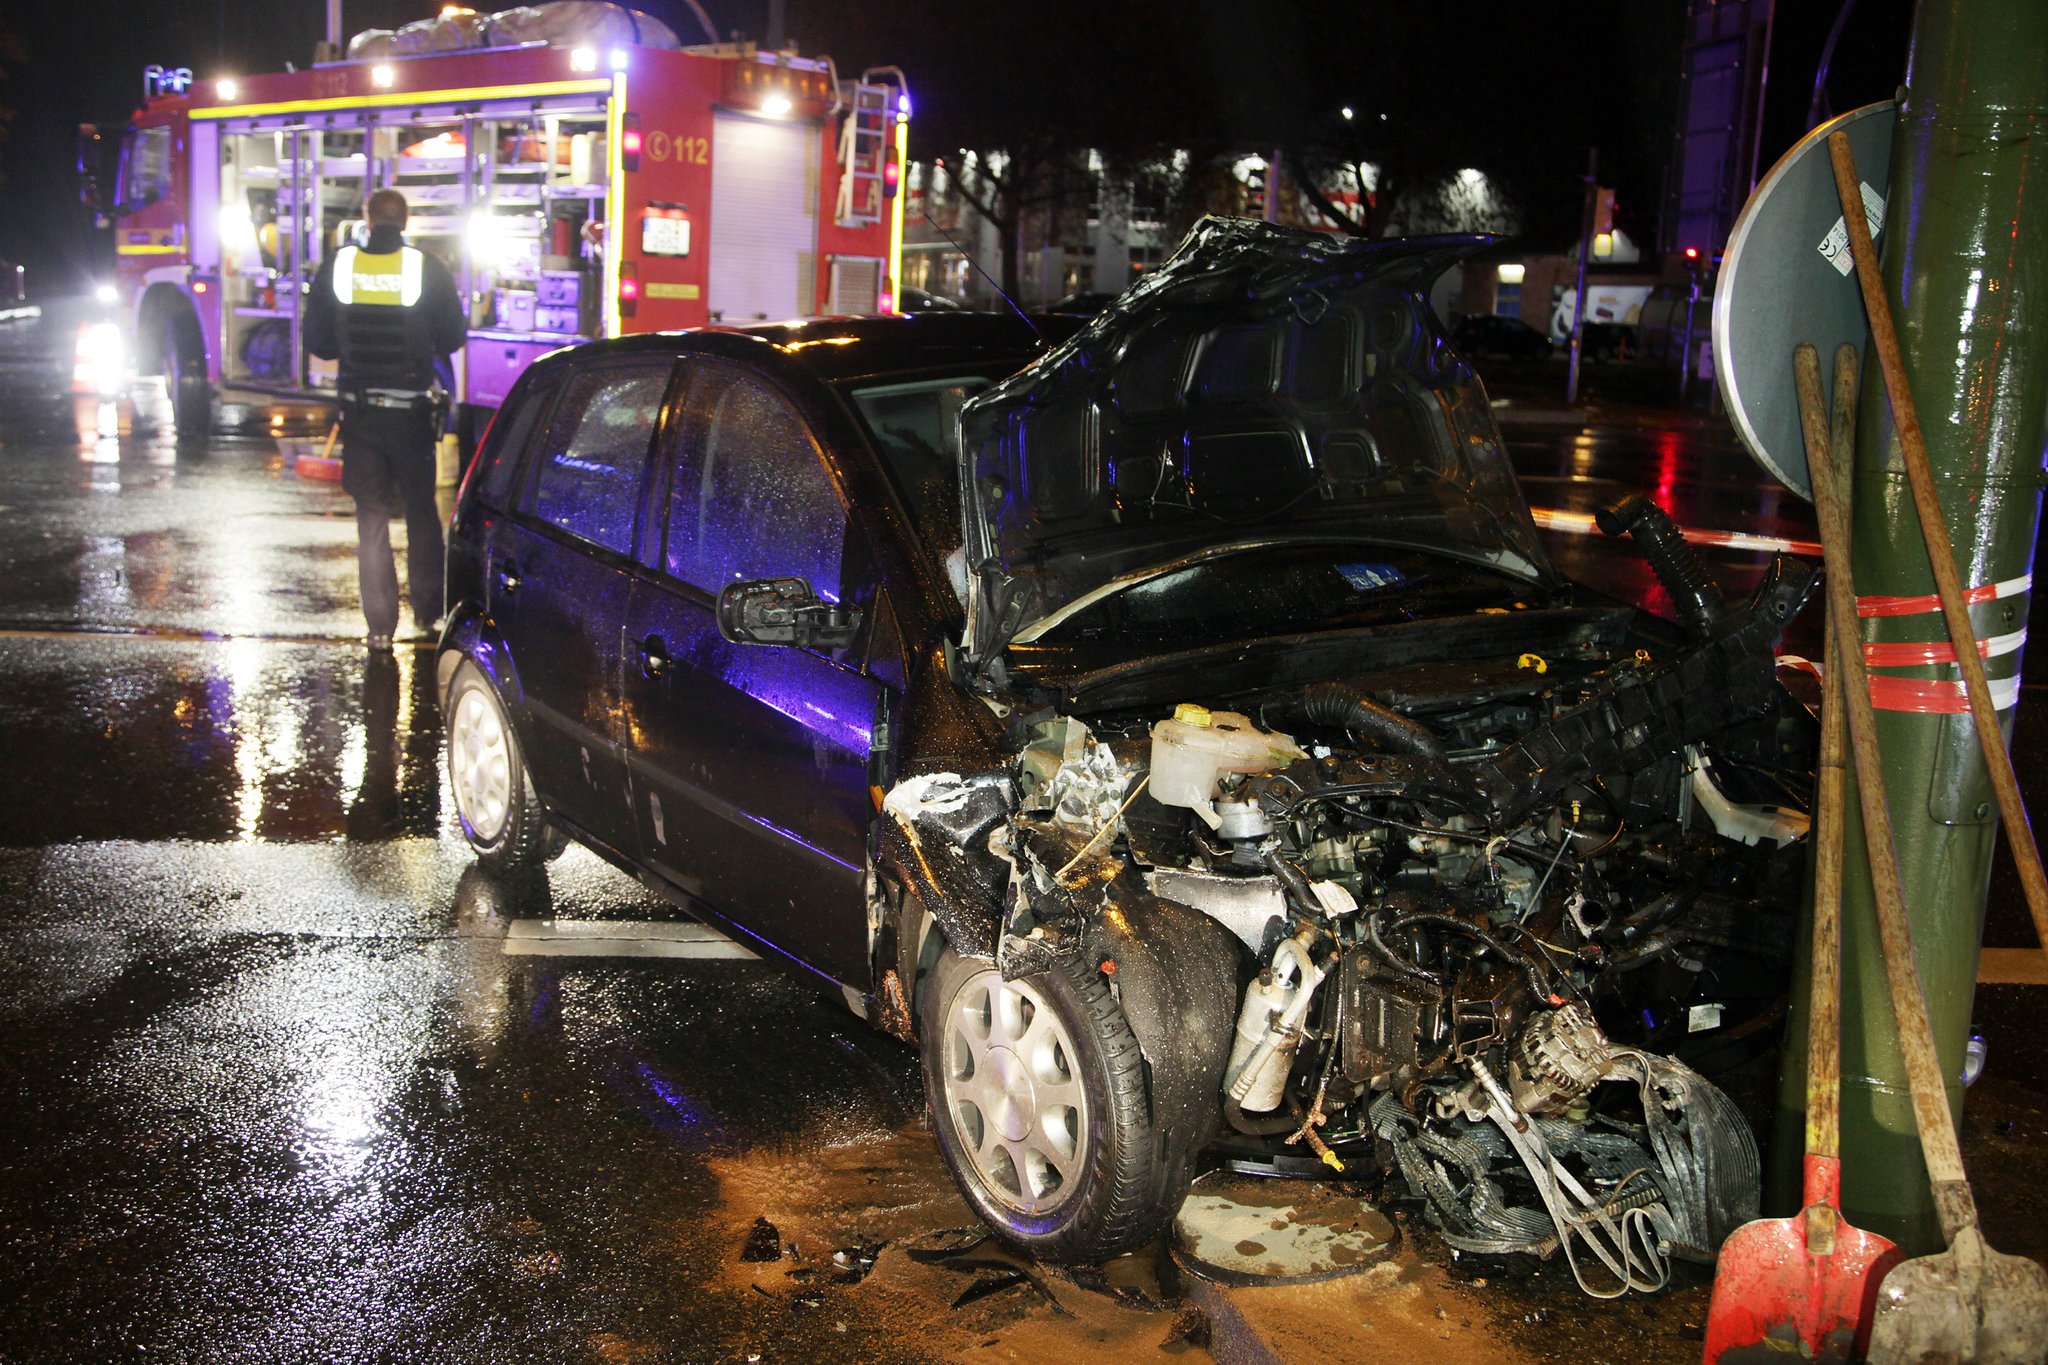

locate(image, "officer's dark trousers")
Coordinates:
340 403 444 637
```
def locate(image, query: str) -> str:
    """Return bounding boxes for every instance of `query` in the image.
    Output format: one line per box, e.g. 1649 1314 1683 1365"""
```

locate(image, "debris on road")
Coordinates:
739 1216 782 1263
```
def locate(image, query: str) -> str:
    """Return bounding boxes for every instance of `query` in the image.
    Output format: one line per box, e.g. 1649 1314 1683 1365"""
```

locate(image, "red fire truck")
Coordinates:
81 17 908 434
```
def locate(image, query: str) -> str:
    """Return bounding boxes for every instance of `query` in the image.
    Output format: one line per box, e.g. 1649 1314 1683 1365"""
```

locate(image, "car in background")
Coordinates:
1578 319 1638 362
437 219 1813 1278
1450 312 1552 360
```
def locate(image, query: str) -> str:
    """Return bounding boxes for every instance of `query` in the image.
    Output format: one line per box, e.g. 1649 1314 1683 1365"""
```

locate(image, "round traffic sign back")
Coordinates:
1713 101 1895 500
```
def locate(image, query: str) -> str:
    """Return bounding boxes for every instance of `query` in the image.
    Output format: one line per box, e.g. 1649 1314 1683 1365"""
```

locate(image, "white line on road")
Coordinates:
1530 506 1822 558
501 919 761 960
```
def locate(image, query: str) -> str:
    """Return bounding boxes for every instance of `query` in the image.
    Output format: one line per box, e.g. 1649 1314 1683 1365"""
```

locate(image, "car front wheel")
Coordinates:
921 947 1178 1263
445 659 555 871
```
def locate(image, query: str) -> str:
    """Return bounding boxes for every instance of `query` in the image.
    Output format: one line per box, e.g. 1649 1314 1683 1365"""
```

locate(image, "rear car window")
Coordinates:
663 364 847 599
475 367 563 509
528 362 671 554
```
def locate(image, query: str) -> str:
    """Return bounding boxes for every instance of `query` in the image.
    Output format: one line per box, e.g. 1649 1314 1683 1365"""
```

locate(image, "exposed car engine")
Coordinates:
885 503 1818 1297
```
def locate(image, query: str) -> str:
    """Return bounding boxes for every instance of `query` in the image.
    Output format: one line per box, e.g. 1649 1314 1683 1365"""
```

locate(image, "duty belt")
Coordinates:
348 387 440 411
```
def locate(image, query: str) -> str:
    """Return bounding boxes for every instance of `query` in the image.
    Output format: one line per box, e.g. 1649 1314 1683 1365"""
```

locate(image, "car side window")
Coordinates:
527 361 672 555
476 367 563 510
663 364 847 599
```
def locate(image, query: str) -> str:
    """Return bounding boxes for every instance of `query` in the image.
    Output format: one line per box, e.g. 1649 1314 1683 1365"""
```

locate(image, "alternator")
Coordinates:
1509 1002 1614 1115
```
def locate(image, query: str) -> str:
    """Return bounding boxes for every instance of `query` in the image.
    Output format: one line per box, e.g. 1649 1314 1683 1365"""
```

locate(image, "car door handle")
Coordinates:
494 562 520 594
638 634 671 679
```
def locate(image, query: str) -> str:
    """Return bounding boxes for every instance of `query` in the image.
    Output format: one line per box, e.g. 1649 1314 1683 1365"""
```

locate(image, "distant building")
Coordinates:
899 152 1519 311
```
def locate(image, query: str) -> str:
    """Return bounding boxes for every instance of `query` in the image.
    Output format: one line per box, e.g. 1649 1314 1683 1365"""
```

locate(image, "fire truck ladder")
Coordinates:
835 78 896 228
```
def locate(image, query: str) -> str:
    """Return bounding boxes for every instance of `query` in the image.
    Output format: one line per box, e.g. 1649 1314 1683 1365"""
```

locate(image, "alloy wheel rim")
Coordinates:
941 968 1088 1217
449 687 512 843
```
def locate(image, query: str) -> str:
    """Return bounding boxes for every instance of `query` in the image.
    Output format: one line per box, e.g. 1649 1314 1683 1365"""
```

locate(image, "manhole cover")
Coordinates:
1173 1171 1398 1286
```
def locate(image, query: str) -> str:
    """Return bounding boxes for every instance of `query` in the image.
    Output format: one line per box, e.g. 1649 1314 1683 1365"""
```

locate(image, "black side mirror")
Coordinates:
717 578 863 651
76 124 104 213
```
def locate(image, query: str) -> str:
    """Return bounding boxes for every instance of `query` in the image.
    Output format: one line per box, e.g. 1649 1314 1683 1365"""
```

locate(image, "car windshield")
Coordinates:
1025 542 1528 649
845 374 996 561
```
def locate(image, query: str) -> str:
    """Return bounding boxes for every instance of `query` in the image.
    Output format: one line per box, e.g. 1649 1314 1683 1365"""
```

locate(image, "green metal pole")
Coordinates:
1772 0 2048 1254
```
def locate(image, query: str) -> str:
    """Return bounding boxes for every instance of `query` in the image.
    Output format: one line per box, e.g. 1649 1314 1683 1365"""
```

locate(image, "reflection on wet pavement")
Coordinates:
0 638 443 845
0 846 939 1362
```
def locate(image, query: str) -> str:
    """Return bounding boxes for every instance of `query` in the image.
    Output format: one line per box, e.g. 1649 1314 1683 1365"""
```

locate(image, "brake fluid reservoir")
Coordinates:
1149 704 1305 823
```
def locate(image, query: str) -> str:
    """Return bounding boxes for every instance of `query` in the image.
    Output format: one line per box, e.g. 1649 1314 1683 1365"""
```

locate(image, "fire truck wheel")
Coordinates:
162 310 212 442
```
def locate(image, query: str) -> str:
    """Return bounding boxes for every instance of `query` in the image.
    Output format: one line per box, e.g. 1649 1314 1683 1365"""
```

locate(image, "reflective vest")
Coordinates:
330 244 436 392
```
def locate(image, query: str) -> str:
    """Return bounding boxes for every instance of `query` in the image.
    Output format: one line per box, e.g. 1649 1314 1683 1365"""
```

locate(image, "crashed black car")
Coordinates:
439 218 1816 1294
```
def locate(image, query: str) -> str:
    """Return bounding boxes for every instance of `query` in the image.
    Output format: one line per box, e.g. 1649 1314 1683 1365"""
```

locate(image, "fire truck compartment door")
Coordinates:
708 113 818 323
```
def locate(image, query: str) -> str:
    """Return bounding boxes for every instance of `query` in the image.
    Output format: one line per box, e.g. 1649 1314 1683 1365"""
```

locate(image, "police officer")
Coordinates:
305 188 465 650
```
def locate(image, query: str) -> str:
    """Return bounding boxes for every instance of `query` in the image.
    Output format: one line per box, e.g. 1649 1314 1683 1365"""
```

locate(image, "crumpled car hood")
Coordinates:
957 216 1554 664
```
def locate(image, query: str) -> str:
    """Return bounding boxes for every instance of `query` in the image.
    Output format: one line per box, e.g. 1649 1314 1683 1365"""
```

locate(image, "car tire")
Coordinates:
444 659 553 872
921 946 1179 1263
162 309 212 442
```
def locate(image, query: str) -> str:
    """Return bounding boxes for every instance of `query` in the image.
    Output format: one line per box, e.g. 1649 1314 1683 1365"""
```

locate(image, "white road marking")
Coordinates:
1530 506 1822 558
502 919 760 960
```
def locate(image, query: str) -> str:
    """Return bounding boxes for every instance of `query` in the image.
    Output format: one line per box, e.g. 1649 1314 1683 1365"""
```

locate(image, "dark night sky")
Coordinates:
0 0 1916 293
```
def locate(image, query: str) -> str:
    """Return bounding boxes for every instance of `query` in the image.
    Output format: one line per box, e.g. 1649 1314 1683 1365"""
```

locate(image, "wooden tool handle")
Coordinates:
1827 129 2048 962
1807 548 1848 1164
1794 342 1975 1234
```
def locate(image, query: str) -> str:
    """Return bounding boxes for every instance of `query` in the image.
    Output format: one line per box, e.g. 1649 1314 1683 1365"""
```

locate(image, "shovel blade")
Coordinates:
1867 1229 2048 1365
1704 1210 1901 1364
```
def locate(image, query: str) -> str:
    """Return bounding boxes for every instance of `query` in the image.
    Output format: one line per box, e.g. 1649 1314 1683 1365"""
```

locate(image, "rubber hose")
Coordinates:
1366 911 1443 986
1382 911 1564 1005
1291 683 1453 768
1262 851 1322 918
1594 494 1726 636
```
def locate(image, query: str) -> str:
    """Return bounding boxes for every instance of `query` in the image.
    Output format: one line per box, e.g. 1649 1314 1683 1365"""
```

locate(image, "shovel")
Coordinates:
1702 358 1898 1361
1702 344 1897 1363
1796 342 2048 1364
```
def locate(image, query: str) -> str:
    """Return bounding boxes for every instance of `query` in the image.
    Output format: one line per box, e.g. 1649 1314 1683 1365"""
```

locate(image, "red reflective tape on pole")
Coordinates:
1856 573 2031 618
1863 628 2027 668
1867 673 2023 714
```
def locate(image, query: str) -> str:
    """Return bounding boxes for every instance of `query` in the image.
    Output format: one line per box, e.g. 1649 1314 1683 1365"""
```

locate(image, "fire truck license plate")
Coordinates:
641 214 691 257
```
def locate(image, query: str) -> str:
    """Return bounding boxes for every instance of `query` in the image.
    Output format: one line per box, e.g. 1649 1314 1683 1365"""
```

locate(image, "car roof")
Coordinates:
538 312 1074 385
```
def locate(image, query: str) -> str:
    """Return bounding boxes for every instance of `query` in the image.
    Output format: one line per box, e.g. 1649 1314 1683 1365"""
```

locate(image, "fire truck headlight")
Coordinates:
371 64 395 89
570 47 597 73
609 48 630 72
74 321 127 397
95 283 119 305
216 78 239 101
761 94 793 118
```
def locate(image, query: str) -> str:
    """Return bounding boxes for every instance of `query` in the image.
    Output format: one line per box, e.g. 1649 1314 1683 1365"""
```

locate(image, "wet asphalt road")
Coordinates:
0 305 2041 1364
